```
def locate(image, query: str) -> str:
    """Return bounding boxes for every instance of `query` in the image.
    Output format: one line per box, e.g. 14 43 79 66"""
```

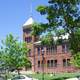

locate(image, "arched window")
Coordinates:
54 60 57 67
38 61 40 68
25 37 32 43
51 60 53 67
67 59 70 66
63 59 66 67
63 59 71 67
47 60 50 67
62 44 69 53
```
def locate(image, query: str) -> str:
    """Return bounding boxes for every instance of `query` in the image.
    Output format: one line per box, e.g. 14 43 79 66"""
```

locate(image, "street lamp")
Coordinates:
41 49 45 80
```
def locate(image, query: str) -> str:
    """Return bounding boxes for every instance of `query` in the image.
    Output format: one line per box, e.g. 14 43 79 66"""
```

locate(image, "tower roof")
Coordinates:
23 17 34 28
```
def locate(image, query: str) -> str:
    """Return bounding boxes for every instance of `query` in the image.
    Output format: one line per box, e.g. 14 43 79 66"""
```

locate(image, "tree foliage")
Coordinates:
0 34 30 72
41 32 54 46
31 22 43 36
55 29 65 38
33 0 80 68
69 28 80 54
36 0 80 53
31 22 48 36
71 52 80 68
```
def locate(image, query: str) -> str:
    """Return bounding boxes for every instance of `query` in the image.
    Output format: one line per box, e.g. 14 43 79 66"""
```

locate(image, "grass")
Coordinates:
27 72 80 80
6 71 80 80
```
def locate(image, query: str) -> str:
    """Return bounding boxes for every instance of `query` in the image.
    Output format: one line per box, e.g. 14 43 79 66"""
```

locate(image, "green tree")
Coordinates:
36 0 80 52
0 34 30 74
31 22 44 36
55 29 66 45
34 0 80 68
71 52 80 68
41 32 54 46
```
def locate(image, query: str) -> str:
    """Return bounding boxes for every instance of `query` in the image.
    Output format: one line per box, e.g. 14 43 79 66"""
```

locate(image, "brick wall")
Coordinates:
23 27 76 73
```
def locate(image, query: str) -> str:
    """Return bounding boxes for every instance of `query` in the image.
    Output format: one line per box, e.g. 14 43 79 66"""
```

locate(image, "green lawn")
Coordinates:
7 71 80 80
27 72 80 80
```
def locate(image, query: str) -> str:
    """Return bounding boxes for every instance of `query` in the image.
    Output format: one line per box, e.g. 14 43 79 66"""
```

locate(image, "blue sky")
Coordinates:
0 0 48 44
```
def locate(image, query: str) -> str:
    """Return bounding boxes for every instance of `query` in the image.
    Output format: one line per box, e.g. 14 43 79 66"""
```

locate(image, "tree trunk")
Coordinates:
17 69 20 75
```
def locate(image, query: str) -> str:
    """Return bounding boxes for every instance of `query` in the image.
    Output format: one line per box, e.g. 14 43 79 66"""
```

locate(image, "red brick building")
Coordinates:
23 17 76 73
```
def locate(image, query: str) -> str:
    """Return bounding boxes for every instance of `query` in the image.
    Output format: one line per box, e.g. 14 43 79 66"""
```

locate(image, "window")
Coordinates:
62 44 65 52
55 45 57 52
67 59 70 66
46 47 51 54
41 47 43 51
63 59 71 67
63 59 66 67
51 60 53 67
47 60 57 68
46 47 48 53
62 44 69 53
51 46 56 54
25 37 32 43
54 60 57 67
51 46 53 53
47 60 50 67
37 47 40 55
38 61 40 68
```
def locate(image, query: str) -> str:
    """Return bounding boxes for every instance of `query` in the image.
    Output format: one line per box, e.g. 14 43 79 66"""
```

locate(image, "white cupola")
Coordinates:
23 17 34 28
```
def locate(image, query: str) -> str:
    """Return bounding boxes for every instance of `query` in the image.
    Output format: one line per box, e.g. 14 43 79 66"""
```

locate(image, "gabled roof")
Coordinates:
23 17 34 27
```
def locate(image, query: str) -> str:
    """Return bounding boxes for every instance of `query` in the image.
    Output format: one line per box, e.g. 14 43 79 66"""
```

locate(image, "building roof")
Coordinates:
23 17 34 28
